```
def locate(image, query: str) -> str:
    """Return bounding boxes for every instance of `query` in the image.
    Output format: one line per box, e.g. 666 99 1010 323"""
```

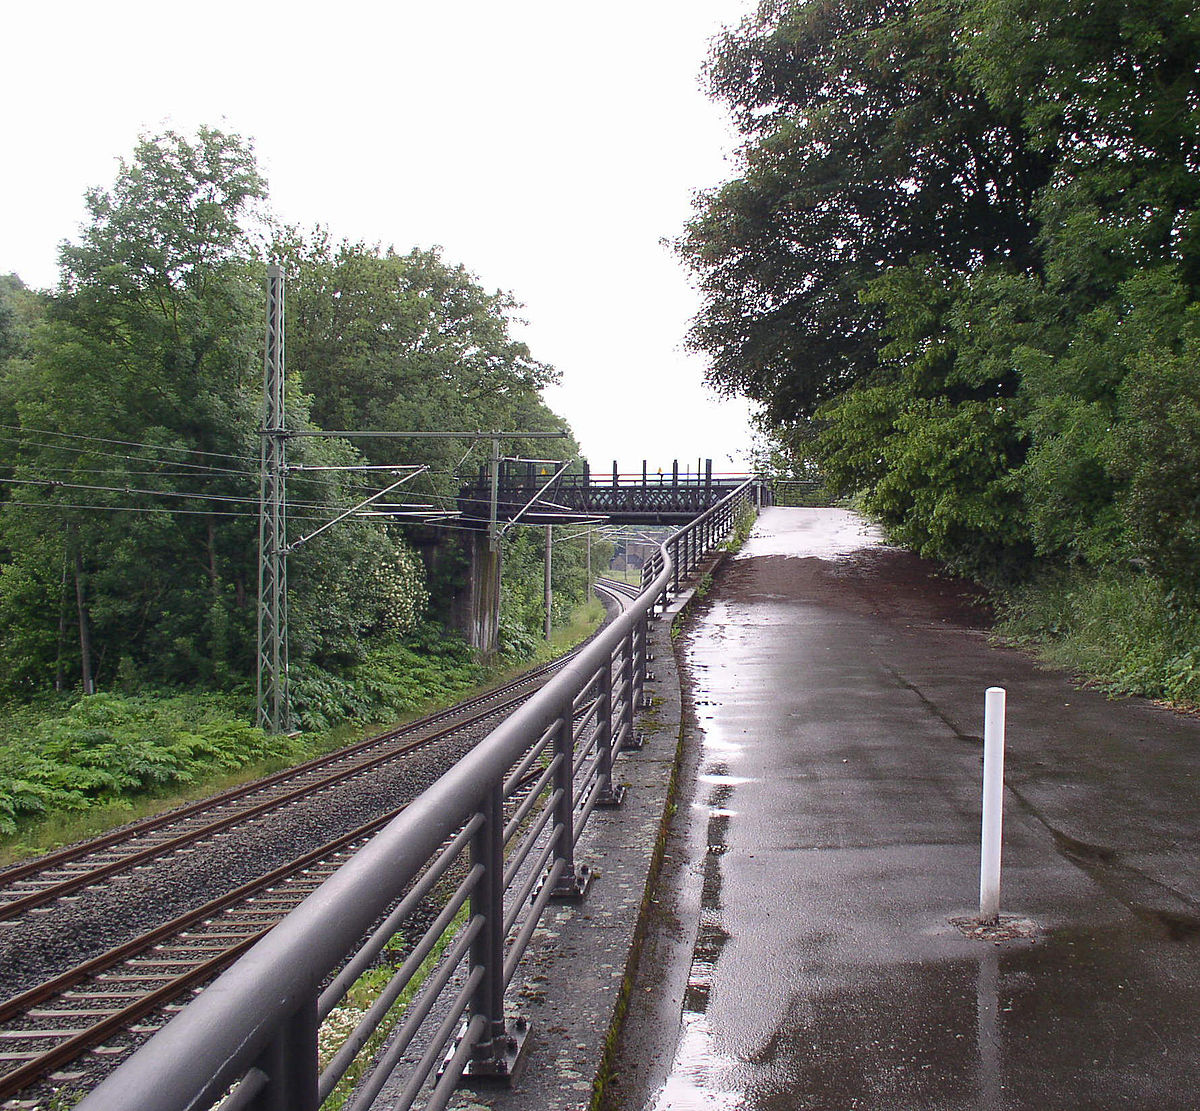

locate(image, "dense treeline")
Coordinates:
685 0 1200 699
0 128 592 719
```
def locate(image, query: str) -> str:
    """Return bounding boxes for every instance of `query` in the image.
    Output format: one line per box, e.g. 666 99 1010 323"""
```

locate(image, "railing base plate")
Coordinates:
596 783 628 809
452 1016 531 1088
548 863 594 903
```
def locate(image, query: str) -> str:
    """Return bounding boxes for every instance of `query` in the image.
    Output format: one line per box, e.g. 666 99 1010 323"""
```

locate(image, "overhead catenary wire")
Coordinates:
0 500 459 527
0 499 590 545
0 432 261 478
10 464 262 482
0 452 606 536
0 423 261 466
0 475 264 506
0 475 454 519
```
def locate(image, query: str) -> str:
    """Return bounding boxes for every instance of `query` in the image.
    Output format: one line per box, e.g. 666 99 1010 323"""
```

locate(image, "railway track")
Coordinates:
594 575 643 603
0 581 644 1104
0 662 569 923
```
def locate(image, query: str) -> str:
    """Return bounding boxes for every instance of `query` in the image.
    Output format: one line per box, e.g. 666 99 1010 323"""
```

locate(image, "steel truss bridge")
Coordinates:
458 459 760 527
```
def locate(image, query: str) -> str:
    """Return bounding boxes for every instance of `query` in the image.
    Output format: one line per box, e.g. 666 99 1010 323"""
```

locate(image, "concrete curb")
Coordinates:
446 558 725 1111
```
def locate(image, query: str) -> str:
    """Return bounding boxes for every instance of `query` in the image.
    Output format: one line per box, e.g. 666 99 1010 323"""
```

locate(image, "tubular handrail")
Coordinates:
76 479 760 1111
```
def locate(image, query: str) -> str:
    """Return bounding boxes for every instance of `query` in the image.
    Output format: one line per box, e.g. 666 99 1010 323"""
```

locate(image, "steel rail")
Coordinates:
0 584 643 1102
0 742 565 1100
0 657 568 889
0 663 574 920
0 807 401 1098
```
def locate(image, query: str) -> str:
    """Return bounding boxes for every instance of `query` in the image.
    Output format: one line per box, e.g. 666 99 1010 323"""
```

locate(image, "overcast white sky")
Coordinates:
2 0 759 475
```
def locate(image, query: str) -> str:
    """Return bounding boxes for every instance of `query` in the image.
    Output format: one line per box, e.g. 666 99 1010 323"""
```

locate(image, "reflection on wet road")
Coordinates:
640 507 1200 1111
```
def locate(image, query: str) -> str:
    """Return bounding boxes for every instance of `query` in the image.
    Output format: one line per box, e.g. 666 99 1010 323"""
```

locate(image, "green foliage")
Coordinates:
0 128 580 725
0 692 287 834
687 0 1200 695
996 569 1200 705
0 128 269 691
271 231 573 501
692 0 1200 589
679 0 1050 423
0 273 48 363
817 262 1036 577
319 905 470 1111
498 616 540 660
0 128 595 846
721 504 758 553
289 625 485 731
1113 305 1200 601
499 525 593 640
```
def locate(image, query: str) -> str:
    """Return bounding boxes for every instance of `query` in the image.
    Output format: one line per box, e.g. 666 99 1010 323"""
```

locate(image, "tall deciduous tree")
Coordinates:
0 132 429 694
273 232 583 637
275 232 565 490
679 0 1050 423
0 128 269 690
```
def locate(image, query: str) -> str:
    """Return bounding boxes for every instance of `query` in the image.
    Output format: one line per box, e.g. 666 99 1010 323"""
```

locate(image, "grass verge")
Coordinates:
995 566 1200 707
0 600 607 867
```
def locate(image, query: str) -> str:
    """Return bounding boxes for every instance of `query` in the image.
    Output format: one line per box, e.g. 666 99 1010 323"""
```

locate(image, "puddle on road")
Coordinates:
650 634 749 1110
697 773 753 788
649 1012 742 1111
651 761 740 1111
736 507 885 561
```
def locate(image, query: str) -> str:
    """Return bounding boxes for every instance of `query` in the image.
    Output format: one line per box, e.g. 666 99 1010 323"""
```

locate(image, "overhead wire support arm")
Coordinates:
285 430 570 440
499 460 574 538
286 467 429 552
287 463 426 473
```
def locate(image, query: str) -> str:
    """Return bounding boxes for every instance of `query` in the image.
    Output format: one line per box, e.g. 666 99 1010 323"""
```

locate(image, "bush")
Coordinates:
290 626 486 731
0 692 288 835
995 567 1200 705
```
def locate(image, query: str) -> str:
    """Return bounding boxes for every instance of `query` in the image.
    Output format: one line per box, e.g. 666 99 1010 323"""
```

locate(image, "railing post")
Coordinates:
248 997 319 1111
621 627 640 750
596 654 625 807
465 787 504 1075
634 612 649 708
552 695 591 900
465 784 521 1079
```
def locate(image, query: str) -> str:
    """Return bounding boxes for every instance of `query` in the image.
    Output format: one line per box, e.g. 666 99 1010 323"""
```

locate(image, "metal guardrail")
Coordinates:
76 480 760 1111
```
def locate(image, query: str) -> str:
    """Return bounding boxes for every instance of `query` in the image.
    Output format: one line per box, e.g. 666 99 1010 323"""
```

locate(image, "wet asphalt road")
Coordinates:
619 508 1200 1111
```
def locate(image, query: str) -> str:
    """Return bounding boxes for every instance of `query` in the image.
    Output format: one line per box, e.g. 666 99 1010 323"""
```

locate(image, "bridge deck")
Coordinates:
457 471 754 527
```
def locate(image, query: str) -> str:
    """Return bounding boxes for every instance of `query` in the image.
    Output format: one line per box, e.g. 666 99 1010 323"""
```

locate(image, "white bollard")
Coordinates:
979 686 1007 923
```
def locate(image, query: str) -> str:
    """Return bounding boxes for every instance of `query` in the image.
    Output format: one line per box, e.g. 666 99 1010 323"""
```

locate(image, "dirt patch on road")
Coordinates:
717 545 993 631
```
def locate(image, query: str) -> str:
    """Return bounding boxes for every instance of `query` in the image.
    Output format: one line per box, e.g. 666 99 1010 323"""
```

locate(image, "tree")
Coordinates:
0 274 47 365
817 261 1039 575
0 128 270 691
274 232 565 494
274 232 581 633
958 0 1200 297
0 132 586 703
689 0 1200 588
678 0 1050 423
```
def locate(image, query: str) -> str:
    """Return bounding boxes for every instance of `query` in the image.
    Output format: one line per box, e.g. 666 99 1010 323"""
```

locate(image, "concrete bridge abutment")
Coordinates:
410 527 502 655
